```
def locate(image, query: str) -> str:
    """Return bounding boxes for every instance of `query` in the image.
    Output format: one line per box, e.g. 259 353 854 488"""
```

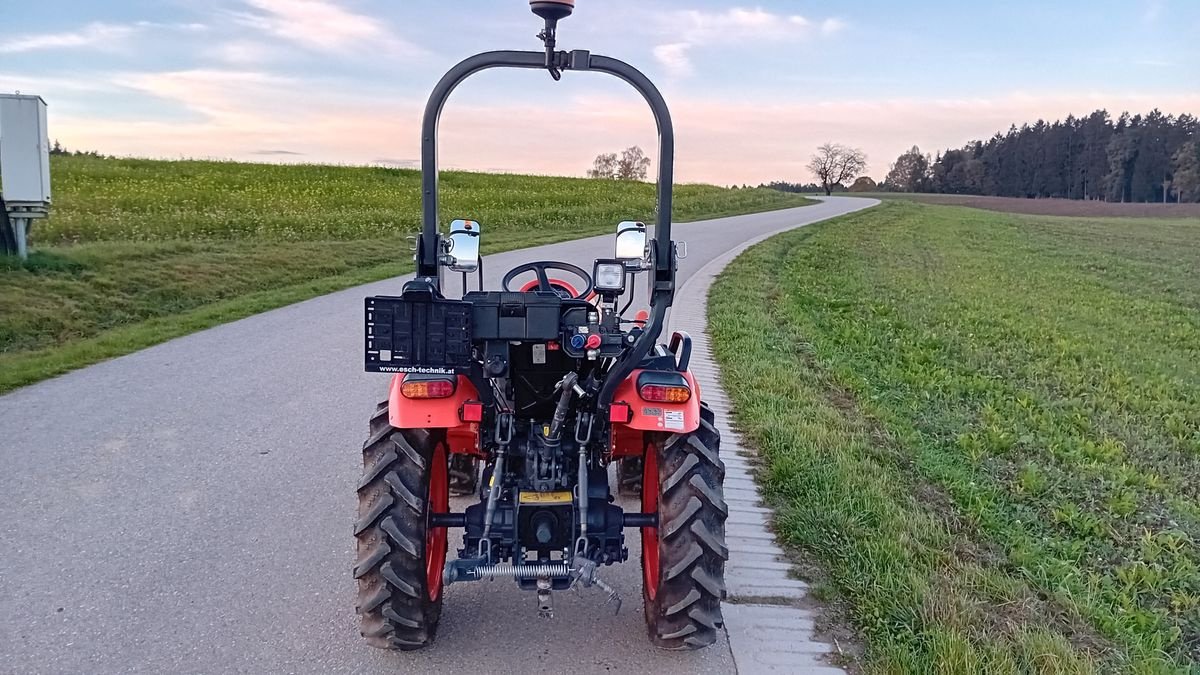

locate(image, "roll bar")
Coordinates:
417 48 677 410
417 50 674 292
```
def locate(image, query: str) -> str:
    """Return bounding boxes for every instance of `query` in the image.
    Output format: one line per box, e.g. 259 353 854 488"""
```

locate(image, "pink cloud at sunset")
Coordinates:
40 72 1200 185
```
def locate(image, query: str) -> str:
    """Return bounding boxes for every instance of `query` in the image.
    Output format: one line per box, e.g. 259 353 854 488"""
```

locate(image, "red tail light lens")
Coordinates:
401 378 456 399
639 384 691 403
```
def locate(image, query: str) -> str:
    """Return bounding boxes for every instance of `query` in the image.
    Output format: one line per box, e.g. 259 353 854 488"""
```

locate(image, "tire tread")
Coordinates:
643 401 728 650
354 401 444 650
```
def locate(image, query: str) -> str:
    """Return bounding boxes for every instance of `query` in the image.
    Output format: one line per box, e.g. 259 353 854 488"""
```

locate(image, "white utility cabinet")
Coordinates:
0 93 52 205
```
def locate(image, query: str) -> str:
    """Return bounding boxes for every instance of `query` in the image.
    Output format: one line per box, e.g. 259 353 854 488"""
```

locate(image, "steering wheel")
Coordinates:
501 261 593 300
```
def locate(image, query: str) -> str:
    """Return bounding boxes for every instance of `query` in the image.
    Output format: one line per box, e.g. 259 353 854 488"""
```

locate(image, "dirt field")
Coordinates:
875 193 1200 218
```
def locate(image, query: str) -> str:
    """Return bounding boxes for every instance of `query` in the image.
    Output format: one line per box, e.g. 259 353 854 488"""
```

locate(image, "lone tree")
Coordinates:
588 146 651 180
807 143 867 196
588 152 618 179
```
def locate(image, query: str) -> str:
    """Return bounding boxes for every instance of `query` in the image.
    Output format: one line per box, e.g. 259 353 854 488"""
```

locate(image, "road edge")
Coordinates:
668 196 878 673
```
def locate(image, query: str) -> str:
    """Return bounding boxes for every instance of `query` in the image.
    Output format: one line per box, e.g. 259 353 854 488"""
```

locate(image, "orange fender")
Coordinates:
388 375 483 456
609 369 702 457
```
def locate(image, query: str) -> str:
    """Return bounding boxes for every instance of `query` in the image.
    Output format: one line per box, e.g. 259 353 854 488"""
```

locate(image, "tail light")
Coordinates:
636 372 691 403
639 384 691 403
401 376 456 399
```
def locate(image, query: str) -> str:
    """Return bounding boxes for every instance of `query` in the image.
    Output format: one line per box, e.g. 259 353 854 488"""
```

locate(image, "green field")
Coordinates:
709 201 1200 673
0 155 812 392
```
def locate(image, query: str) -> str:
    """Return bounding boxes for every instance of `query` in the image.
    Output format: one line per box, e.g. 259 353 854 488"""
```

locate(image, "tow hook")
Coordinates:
537 575 553 618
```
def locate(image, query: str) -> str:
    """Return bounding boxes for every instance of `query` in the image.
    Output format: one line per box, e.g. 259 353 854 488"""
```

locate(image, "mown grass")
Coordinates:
709 201 1200 673
0 155 812 392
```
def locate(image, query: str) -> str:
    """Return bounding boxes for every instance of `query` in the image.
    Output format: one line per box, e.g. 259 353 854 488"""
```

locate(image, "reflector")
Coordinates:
460 401 484 422
609 402 632 423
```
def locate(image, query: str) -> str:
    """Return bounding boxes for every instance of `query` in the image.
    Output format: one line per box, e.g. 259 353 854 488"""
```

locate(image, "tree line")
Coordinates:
882 109 1200 202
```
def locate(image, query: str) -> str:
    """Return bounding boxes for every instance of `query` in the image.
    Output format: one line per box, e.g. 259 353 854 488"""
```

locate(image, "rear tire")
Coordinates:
354 402 448 650
641 402 728 649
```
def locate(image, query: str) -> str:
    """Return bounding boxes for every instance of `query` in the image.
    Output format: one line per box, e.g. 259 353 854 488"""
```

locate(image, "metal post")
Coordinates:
14 217 27 260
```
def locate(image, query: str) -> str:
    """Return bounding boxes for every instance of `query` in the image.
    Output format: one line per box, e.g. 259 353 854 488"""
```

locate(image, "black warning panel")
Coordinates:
365 296 473 373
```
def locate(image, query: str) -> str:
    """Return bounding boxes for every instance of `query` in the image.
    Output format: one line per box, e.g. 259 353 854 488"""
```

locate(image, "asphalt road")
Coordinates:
0 196 875 674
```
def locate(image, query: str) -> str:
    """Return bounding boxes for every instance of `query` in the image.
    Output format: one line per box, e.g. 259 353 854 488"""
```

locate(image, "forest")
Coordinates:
882 109 1200 203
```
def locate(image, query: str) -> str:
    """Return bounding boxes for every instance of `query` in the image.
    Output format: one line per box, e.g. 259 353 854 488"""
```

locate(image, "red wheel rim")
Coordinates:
641 443 660 600
426 443 449 602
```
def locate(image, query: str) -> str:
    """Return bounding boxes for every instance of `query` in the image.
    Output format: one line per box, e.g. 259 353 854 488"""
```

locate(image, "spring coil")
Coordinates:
467 562 571 580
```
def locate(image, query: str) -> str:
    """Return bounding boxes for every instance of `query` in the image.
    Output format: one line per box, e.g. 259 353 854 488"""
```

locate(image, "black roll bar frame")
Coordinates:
416 48 677 410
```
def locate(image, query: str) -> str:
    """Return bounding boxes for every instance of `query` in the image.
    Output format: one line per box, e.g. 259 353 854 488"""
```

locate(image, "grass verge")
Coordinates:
709 201 1200 673
0 156 812 393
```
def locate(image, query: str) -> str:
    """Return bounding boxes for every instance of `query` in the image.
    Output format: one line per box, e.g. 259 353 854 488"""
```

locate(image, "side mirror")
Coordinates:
614 221 647 268
444 219 481 273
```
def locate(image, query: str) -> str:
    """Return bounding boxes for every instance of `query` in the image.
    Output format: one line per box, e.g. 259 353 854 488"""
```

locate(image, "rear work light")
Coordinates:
401 376 456 399
636 371 691 403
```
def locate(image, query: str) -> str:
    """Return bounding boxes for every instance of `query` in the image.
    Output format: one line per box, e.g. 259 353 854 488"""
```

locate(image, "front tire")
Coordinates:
641 402 728 649
354 402 449 650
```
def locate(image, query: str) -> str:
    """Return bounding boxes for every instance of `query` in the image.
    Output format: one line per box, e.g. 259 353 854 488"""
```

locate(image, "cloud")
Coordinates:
45 65 1200 187
0 21 206 54
231 0 424 57
207 40 289 66
1142 0 1165 23
371 158 419 168
820 18 847 36
111 69 298 124
651 7 845 77
653 43 693 77
675 7 811 42
0 22 137 54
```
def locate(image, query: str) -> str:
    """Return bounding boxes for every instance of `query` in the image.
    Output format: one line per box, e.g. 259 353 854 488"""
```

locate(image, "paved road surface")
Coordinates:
0 197 875 674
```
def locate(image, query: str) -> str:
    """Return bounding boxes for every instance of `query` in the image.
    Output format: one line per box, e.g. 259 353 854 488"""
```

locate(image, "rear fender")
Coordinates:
388 374 482 456
609 369 701 457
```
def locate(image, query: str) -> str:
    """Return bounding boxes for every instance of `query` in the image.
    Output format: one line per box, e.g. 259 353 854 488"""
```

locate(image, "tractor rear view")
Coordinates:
354 0 727 651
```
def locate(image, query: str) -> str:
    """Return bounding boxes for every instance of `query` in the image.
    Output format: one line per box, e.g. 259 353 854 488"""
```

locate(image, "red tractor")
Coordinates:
355 0 726 651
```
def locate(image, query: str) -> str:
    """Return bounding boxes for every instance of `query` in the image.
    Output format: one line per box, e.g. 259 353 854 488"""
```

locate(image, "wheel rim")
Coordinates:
641 442 660 601
427 443 449 602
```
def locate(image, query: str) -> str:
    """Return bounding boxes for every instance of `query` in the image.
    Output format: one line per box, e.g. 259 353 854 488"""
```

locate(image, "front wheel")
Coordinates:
641 402 728 649
354 402 449 650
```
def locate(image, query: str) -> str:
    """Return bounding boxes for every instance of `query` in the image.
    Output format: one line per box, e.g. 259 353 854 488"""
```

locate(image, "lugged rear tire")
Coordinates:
354 402 448 650
642 402 728 649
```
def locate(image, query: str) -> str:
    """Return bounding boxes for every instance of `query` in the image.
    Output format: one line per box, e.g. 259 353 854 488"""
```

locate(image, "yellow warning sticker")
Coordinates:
519 491 573 504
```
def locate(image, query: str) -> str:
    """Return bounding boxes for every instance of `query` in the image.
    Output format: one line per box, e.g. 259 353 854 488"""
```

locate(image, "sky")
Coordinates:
1 0 1198 185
